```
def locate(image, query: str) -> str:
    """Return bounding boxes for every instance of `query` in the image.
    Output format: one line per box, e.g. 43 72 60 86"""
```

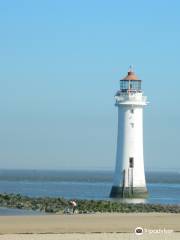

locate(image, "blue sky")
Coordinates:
0 0 179 171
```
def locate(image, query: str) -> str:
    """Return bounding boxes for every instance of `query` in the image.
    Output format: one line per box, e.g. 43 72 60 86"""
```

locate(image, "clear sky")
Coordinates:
0 0 180 171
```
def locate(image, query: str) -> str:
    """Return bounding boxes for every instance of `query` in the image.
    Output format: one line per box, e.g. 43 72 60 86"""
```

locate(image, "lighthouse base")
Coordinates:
110 186 148 198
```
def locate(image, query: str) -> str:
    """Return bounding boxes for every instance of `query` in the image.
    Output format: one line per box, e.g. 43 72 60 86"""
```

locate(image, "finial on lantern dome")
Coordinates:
122 65 139 80
128 65 133 73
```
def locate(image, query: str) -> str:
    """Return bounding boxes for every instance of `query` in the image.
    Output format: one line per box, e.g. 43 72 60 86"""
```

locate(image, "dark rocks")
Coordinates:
0 193 180 214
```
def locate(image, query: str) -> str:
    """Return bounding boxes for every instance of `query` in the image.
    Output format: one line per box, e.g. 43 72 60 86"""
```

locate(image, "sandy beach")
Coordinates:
0 213 179 239
0 233 179 240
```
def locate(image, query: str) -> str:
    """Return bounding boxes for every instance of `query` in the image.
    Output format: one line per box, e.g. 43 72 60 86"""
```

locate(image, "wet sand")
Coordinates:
0 213 179 239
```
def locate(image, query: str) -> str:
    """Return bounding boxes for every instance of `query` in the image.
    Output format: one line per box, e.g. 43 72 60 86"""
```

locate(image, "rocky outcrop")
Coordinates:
0 193 180 214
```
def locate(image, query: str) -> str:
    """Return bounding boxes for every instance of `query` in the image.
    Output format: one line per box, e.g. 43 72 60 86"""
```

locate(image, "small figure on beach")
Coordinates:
70 200 77 214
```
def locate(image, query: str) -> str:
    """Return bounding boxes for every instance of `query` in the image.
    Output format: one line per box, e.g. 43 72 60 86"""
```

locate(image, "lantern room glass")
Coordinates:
120 80 141 92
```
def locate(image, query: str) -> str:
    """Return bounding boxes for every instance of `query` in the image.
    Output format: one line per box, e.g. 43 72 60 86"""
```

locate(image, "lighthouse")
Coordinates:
110 67 148 198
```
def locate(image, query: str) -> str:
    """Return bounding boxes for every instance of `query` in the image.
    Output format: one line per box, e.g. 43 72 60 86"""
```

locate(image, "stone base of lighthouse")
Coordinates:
110 186 148 198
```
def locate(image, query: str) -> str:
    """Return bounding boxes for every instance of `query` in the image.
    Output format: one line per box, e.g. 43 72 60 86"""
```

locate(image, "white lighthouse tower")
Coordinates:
110 67 148 198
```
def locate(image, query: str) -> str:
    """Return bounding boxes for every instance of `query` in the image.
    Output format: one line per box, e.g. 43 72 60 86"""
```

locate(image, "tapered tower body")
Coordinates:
110 67 148 198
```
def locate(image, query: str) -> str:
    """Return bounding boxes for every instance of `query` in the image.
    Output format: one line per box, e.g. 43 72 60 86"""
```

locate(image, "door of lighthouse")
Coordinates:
128 158 134 194
129 157 134 168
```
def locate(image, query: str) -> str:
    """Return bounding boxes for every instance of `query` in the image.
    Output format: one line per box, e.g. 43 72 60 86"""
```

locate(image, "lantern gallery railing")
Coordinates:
115 92 147 104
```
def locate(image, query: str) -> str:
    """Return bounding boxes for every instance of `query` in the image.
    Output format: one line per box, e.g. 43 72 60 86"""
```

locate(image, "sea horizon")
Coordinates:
0 168 180 183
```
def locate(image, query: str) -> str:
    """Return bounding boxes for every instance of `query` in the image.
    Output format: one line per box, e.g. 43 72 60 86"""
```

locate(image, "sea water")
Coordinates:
0 170 180 215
